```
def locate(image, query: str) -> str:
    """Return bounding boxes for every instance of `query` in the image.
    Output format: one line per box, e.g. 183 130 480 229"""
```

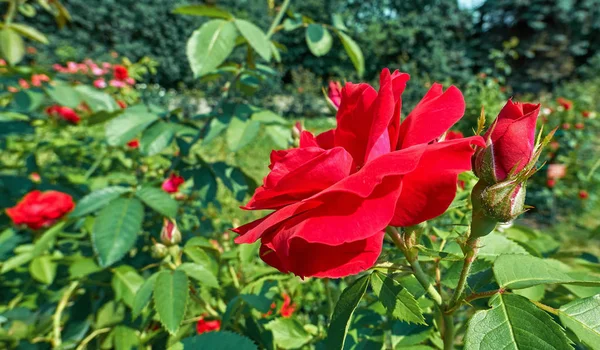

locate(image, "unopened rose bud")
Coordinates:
479 181 526 223
151 243 168 258
325 81 342 110
575 122 584 130
473 100 539 185
160 218 181 246
579 190 589 200
292 121 303 139
29 172 41 183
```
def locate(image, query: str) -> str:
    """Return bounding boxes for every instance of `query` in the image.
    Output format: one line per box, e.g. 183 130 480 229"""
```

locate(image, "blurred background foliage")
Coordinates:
20 0 600 98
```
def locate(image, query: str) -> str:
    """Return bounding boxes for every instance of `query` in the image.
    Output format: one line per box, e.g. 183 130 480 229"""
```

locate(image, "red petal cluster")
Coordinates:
6 190 74 230
233 69 484 278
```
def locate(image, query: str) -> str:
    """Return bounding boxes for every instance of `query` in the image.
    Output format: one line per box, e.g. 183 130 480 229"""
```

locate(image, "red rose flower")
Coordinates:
113 65 129 81
327 81 342 109
196 317 221 334
574 122 584 130
578 190 589 200
280 293 297 318
445 130 464 140
6 190 74 230
547 179 556 188
562 123 571 130
45 105 81 124
161 174 185 193
582 110 591 118
127 139 139 149
556 97 573 110
473 99 539 183
233 69 484 278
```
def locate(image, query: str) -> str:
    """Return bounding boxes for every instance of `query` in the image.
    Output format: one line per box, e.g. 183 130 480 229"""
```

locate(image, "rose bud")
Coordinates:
473 100 540 185
574 122 584 130
162 174 185 193
325 81 342 110
547 179 556 188
127 139 139 149
280 293 297 318
292 121 303 139
160 218 181 246
196 317 221 334
6 190 74 230
479 180 527 223
579 190 589 200
556 97 573 110
29 172 41 183
582 110 591 118
151 242 168 259
562 123 571 130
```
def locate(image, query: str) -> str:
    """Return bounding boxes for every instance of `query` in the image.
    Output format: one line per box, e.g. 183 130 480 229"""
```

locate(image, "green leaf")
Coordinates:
283 14 303 31
29 256 57 285
187 20 238 77
327 274 371 350
153 270 189 335
75 85 119 113
265 318 312 349
96 301 125 328
305 24 333 57
332 14 348 31
140 121 175 156
464 293 572 350
92 197 144 267
212 162 252 201
188 165 218 204
105 109 158 146
31 221 66 256
478 233 529 262
177 263 219 289
70 186 130 218
45 82 83 108
111 265 144 307
239 294 272 313
251 110 287 124
494 255 600 289
266 124 292 149
9 23 48 44
235 19 271 61
135 186 179 218
226 116 261 151
559 294 600 350
181 331 257 350
172 5 233 19
69 257 100 279
370 272 425 324
0 28 24 65
1 252 33 274
132 273 158 319
112 326 139 350
337 31 364 77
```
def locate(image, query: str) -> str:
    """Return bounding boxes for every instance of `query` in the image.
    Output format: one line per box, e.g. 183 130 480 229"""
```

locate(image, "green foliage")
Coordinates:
154 270 189 334
465 294 572 350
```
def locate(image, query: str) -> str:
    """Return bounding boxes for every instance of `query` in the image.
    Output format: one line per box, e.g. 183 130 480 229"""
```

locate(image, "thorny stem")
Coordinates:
53 281 80 348
447 236 480 310
387 227 443 307
266 0 291 39
75 328 111 350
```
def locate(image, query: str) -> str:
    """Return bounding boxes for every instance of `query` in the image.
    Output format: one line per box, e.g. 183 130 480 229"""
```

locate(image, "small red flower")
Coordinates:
574 122 584 130
93 79 107 89
31 74 50 87
45 105 81 124
117 100 127 109
582 110 591 118
127 139 139 149
562 123 571 130
196 317 221 334
549 141 560 151
546 179 556 188
162 174 185 193
29 172 41 183
445 130 464 140
113 65 129 81
327 81 342 108
280 293 297 318
6 190 74 230
18 79 30 89
578 190 589 200
7 86 18 93
557 97 573 110
547 164 566 180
